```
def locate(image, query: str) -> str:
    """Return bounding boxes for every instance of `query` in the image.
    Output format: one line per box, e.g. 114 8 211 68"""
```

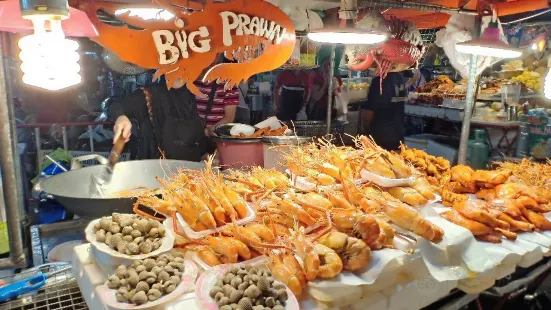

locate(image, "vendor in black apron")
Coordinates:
273 69 310 121
110 74 209 161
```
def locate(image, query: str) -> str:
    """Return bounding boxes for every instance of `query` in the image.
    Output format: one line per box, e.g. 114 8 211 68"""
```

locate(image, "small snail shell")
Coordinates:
136 265 146 273
124 289 136 301
148 228 159 238
157 270 170 282
136 219 149 234
158 226 166 237
157 260 167 268
147 288 162 301
115 293 127 303
130 230 142 238
210 286 224 298
122 226 133 235
272 283 285 290
107 275 120 289
168 275 180 285
237 269 248 276
273 305 285 310
131 291 148 305
135 281 150 292
119 217 133 228
151 283 163 291
105 234 112 246
139 241 153 254
164 266 175 274
223 284 235 296
214 291 225 302
224 273 235 285
127 242 139 255
151 266 163 276
257 277 269 293
95 231 106 243
231 276 243 289
217 297 230 307
119 278 127 287
238 298 253 310
265 297 276 308
99 217 112 231
93 223 101 232
266 288 278 299
173 257 184 264
229 289 244 303
276 288 288 302
165 284 177 294
244 285 261 299
143 259 156 271
145 276 156 285
135 237 145 245
116 240 128 254
115 266 127 279
117 286 129 295
127 269 139 286
110 223 121 234
112 213 122 223
238 282 249 291
122 235 133 242
152 241 161 251
138 270 149 281
109 234 122 249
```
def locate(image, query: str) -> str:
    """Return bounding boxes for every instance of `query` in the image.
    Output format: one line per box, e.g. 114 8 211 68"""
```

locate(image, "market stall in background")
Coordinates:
2 0 551 310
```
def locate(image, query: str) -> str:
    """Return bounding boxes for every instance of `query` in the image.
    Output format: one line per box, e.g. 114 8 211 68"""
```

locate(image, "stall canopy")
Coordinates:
380 0 550 29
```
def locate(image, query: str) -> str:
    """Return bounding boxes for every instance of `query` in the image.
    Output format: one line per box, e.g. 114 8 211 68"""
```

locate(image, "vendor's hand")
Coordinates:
113 115 132 143
205 126 214 137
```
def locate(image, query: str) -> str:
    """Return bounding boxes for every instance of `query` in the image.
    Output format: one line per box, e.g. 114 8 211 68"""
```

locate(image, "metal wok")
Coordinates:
35 157 205 218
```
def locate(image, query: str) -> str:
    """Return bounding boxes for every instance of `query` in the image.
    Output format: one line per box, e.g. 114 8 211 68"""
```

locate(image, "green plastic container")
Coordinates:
467 129 489 169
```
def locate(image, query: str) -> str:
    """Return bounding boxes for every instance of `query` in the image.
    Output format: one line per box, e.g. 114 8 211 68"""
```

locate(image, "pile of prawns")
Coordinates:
131 137 445 297
440 165 551 243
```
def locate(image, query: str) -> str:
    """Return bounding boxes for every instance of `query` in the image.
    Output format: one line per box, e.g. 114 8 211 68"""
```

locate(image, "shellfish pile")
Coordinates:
210 266 288 310
93 213 166 255
106 253 186 305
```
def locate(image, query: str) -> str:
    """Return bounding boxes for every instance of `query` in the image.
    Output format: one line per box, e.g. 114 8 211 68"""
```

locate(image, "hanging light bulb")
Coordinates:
18 0 81 91
456 12 521 59
307 0 388 45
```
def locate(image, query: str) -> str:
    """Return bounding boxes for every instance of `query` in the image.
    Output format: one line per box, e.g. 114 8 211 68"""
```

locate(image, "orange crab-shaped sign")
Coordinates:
87 0 295 96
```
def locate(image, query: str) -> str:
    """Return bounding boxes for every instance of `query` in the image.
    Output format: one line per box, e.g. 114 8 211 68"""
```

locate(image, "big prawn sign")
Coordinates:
87 0 295 96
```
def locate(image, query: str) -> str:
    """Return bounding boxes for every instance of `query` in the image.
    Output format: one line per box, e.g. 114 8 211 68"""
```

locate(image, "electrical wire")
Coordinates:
501 8 551 25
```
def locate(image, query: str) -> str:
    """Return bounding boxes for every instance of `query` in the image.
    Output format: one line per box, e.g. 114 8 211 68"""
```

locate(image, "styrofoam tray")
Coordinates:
360 169 415 188
173 202 256 239
85 217 175 263
195 264 299 310
97 259 197 310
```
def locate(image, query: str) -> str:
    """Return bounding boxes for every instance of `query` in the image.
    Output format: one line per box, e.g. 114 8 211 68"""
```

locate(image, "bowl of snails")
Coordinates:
195 264 299 310
85 213 175 268
97 252 198 309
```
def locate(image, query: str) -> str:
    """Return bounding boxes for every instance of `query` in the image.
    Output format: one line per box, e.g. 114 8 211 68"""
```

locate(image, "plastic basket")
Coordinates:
287 120 348 137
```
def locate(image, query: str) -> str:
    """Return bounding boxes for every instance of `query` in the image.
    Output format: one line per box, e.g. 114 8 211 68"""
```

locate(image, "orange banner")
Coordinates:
87 0 295 96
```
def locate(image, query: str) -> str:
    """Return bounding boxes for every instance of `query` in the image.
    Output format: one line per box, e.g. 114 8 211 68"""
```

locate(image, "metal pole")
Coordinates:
62 126 68 150
0 33 27 268
457 16 482 165
457 54 479 164
88 125 94 153
325 44 336 135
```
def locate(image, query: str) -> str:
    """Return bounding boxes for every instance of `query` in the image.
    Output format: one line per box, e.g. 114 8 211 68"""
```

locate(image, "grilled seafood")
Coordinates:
440 209 492 236
521 208 551 231
314 243 344 278
318 231 371 271
411 177 436 200
472 170 512 188
452 200 502 228
387 186 428 207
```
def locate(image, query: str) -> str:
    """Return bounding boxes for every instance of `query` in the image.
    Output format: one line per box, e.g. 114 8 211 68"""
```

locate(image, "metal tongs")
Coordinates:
89 136 126 197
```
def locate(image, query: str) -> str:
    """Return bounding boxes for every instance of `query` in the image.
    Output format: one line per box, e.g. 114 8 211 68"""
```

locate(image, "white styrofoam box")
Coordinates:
73 244 108 310
518 249 544 268
308 285 364 308
457 269 496 294
495 263 516 281
348 291 388 310
381 274 424 310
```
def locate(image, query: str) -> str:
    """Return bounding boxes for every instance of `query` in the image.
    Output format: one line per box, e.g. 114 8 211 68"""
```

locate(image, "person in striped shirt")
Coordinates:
194 80 239 136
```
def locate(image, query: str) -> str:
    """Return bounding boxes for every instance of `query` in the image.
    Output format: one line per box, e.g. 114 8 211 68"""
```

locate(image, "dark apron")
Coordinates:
277 86 304 121
142 88 207 161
